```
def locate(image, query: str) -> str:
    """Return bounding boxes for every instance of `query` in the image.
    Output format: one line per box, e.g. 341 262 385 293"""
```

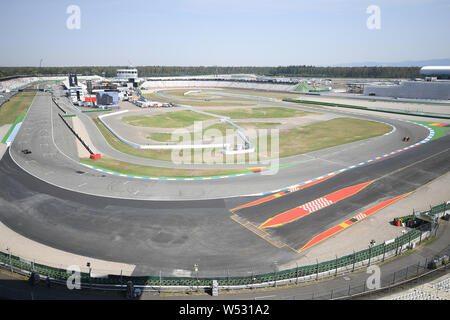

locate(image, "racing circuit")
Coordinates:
1 79 450 283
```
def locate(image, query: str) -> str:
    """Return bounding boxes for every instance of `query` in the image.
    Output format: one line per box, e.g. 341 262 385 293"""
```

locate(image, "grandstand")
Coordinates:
0 76 39 93
141 75 299 92
363 80 450 100
389 275 449 300
0 77 40 107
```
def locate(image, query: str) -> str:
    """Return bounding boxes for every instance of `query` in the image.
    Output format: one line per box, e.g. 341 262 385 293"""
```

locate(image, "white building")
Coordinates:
116 68 138 79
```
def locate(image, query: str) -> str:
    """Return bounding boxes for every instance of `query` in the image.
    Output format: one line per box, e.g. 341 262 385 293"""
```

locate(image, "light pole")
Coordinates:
251 268 255 290
194 264 199 292
87 262 91 288
159 270 162 294
368 240 376 266
273 261 278 287
6 247 12 273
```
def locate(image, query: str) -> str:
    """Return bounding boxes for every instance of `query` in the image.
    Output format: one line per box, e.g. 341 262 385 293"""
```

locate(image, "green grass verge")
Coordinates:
0 91 36 127
80 157 249 178
410 121 450 141
294 83 314 92
272 117 392 158
161 89 254 102
207 107 315 119
146 122 237 142
95 117 179 161
235 122 281 130
95 116 270 163
123 110 214 128
95 116 391 162
81 109 112 113
1 114 25 144
143 92 256 107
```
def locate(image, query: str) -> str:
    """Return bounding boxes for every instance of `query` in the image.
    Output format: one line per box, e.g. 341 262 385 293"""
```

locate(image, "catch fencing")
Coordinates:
0 222 441 294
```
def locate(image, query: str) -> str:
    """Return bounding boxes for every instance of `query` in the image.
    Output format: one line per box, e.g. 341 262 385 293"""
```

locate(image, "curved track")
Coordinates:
1 88 449 277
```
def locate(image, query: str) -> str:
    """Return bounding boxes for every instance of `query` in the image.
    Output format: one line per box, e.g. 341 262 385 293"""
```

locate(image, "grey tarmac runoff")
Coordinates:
0 90 448 277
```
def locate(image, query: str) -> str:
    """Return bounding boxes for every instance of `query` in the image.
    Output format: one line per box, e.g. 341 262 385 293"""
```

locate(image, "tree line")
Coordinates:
0 65 421 79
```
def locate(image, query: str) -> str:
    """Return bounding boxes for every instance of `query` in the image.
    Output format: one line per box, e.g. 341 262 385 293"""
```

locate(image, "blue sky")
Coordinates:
0 0 449 66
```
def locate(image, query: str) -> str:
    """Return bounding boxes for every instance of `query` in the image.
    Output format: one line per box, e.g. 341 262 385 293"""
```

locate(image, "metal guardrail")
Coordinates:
269 247 450 300
58 113 94 155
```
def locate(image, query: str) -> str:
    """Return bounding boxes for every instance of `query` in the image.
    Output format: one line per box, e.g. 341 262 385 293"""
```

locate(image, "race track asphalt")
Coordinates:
8 91 431 200
0 89 448 277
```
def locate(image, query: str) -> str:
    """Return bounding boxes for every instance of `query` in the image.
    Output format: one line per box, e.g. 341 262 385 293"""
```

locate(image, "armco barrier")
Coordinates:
0 224 436 292
52 97 66 114
97 110 230 150
58 113 94 155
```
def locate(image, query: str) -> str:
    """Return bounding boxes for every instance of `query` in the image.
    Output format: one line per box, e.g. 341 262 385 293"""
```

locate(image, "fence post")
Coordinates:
316 259 319 281
274 262 278 287
382 242 386 262
352 250 356 272
8 248 12 273
419 230 423 245
296 263 299 284
251 269 254 290
335 255 338 277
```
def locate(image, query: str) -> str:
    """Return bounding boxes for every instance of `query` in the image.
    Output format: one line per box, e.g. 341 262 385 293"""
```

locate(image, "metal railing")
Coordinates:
270 247 450 300
0 222 439 294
